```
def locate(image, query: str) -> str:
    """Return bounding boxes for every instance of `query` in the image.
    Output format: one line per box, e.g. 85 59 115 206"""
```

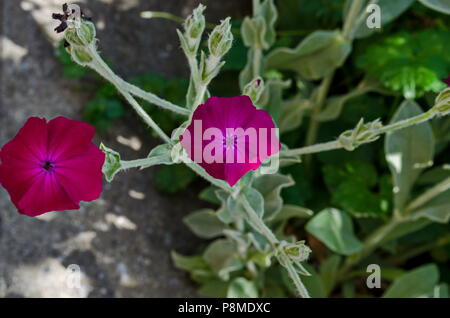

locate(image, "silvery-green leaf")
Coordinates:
241 187 265 219
348 0 415 39
171 251 207 272
319 255 342 296
253 174 295 221
257 0 278 48
199 186 220 204
141 143 174 169
265 30 351 80
419 0 450 14
203 239 244 280
257 78 291 122
248 231 270 253
100 143 121 182
306 208 363 255
227 277 258 298
183 209 226 239
279 95 310 133
385 100 435 211
383 264 439 298
198 279 229 298
216 190 233 224
411 185 450 223
272 205 314 222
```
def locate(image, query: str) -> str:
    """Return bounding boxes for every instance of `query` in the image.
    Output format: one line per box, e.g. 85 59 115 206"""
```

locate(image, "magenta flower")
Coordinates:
443 76 450 87
180 96 280 186
0 117 105 217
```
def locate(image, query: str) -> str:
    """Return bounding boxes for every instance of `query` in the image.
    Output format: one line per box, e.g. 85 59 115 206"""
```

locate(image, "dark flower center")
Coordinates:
42 161 54 171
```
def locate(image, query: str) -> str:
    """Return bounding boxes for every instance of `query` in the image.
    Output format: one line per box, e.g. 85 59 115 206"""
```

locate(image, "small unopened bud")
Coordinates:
208 17 233 58
433 87 450 116
179 4 206 57
243 77 264 104
100 143 121 182
339 118 383 151
283 241 311 262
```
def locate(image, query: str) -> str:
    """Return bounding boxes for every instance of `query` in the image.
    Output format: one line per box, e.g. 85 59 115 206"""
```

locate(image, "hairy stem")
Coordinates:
406 175 450 212
240 196 310 298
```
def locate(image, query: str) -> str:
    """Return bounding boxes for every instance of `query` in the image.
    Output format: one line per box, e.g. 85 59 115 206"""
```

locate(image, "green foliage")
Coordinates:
306 208 363 255
323 161 392 216
357 30 450 98
385 100 435 211
383 264 439 297
154 164 197 194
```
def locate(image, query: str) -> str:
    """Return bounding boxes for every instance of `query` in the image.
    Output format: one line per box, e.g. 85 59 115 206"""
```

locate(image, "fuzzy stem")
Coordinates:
406 175 450 212
87 46 189 116
240 196 310 298
284 108 440 157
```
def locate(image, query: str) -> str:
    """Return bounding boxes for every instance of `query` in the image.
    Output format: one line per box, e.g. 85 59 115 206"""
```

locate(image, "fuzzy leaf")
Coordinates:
266 30 351 80
203 239 244 280
227 277 258 298
419 0 450 14
385 100 435 211
383 264 439 298
183 209 226 239
306 208 363 255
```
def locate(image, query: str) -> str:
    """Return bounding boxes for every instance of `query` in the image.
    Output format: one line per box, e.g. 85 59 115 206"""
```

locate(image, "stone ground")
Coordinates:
0 0 249 297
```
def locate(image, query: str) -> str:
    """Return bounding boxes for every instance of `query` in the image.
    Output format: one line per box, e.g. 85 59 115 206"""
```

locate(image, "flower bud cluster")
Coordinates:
339 118 383 151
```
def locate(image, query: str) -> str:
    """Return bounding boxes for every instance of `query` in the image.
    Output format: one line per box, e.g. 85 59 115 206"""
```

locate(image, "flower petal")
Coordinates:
55 143 105 202
17 172 79 217
47 116 95 161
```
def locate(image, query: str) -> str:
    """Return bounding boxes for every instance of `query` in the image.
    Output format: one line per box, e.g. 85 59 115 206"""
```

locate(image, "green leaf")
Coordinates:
258 78 291 122
272 204 314 222
172 251 208 272
411 186 450 223
241 0 277 50
319 255 342 296
227 277 259 298
99 143 121 182
253 174 295 221
154 165 197 194
357 31 450 98
349 0 415 39
383 264 439 298
198 186 220 204
198 279 229 297
279 95 309 133
306 208 363 255
385 100 435 211
266 30 351 80
183 209 226 239
140 144 174 169
323 161 391 216
419 0 450 14
203 239 244 280
84 97 124 131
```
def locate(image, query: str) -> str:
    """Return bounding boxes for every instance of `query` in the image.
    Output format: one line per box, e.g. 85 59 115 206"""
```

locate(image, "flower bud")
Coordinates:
208 17 233 59
100 143 121 182
339 118 382 151
433 87 450 116
282 241 311 262
243 77 264 104
179 4 206 57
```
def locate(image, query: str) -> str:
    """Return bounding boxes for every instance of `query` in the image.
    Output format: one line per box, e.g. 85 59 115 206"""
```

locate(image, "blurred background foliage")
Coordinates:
58 0 450 297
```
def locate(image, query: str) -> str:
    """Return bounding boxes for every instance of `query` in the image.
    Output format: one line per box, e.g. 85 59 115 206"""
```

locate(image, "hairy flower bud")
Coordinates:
178 4 206 57
433 87 450 116
282 241 311 262
243 77 265 104
208 17 233 58
339 118 383 151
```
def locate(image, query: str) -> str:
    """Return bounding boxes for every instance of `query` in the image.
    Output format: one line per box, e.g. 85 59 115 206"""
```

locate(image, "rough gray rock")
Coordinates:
0 0 249 297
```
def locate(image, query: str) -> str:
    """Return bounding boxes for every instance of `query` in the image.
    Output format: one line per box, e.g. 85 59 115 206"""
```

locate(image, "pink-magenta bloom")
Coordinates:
443 76 450 86
180 96 281 186
0 117 105 217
